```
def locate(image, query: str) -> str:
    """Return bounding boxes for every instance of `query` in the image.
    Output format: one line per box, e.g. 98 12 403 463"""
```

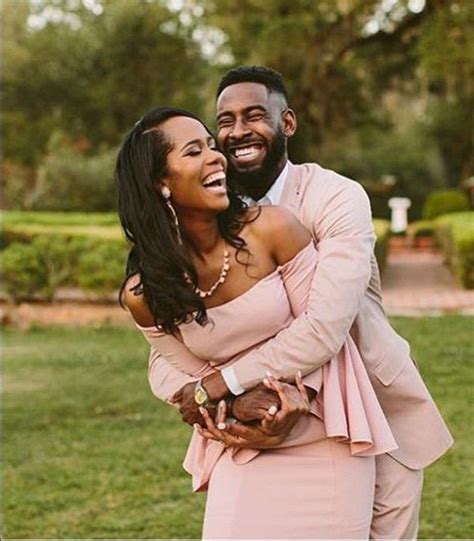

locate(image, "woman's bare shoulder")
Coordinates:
242 205 298 234
122 274 155 327
247 206 311 265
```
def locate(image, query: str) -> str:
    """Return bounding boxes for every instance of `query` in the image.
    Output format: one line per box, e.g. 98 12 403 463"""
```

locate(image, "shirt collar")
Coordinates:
241 161 290 207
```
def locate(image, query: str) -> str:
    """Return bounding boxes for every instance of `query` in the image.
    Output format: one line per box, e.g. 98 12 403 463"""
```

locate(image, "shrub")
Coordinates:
423 190 470 220
3 242 51 301
2 236 84 301
435 212 474 289
373 219 391 272
77 241 127 294
2 221 128 301
31 136 118 212
409 220 436 238
2 222 122 250
1 162 37 210
2 212 394 298
2 211 119 227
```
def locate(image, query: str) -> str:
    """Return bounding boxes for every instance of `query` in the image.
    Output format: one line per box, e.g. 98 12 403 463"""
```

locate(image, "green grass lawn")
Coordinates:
3 317 473 538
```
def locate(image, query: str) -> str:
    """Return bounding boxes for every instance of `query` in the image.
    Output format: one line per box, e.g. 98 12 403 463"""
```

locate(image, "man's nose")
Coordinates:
229 118 250 140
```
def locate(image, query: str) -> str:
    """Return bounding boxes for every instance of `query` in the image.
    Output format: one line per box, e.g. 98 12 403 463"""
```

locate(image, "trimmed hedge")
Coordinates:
373 219 391 273
435 212 474 289
423 190 469 220
2 212 392 301
2 213 127 301
3 211 119 227
408 220 436 239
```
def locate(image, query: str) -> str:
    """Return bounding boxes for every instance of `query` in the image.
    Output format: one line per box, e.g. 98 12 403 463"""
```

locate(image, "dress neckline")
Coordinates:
207 240 313 313
136 241 314 331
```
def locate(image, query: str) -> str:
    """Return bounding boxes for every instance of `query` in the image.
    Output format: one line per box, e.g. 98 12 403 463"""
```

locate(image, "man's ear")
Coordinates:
281 109 297 138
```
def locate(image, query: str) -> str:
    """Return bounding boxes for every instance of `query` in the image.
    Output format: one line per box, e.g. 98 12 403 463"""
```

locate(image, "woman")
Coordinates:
116 107 397 538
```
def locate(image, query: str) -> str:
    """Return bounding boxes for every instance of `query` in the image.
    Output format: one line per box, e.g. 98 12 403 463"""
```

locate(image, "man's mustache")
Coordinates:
224 137 265 152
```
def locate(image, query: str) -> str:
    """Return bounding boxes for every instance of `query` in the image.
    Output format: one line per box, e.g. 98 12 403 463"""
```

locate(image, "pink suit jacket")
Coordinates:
147 162 453 470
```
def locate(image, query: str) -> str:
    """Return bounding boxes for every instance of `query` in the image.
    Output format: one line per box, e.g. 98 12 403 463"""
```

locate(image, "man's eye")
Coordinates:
218 119 233 128
248 114 263 121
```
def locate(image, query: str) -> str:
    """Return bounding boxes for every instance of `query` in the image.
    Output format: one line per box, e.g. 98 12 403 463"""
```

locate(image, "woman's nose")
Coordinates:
208 147 227 167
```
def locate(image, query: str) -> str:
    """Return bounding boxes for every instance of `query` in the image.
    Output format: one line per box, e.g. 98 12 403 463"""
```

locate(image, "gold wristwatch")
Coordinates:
194 380 211 407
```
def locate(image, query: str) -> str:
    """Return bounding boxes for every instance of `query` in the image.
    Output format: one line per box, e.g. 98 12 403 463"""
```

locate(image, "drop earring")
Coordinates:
161 186 182 244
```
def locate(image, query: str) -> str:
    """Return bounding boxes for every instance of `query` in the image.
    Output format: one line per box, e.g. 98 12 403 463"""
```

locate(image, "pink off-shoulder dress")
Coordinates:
138 242 397 539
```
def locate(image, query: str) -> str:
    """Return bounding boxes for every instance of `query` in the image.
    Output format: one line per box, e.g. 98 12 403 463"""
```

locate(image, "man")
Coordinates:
147 66 453 539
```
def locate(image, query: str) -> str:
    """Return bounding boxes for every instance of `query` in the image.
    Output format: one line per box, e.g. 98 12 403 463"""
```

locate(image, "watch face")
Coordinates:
195 388 207 405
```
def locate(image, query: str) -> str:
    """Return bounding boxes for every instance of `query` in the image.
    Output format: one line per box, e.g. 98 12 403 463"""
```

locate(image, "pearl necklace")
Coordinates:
186 248 231 298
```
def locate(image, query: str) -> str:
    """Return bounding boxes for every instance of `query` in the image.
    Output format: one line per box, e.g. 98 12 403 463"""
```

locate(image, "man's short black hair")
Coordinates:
216 65 289 104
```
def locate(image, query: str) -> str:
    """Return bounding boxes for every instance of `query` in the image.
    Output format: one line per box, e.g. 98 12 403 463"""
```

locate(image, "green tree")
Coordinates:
3 0 211 166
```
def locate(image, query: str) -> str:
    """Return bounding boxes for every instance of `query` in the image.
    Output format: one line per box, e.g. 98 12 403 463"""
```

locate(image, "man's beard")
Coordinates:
226 128 286 201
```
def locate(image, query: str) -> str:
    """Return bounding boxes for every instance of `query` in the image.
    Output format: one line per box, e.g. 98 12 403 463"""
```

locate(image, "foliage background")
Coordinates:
2 0 473 218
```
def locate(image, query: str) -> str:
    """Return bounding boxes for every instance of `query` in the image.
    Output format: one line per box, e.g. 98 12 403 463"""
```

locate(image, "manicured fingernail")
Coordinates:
268 405 278 415
266 371 274 378
217 422 226 430
199 407 206 414
297 370 302 378
263 378 270 386
219 400 226 408
193 423 200 430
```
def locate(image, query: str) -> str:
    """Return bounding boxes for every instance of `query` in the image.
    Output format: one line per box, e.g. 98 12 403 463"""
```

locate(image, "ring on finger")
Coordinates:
268 404 279 415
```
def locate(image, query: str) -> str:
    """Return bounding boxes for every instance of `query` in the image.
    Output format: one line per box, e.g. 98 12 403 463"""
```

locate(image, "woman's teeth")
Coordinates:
202 173 226 189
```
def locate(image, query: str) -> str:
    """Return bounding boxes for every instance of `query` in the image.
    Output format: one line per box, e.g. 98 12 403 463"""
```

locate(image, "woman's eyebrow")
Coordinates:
180 139 202 152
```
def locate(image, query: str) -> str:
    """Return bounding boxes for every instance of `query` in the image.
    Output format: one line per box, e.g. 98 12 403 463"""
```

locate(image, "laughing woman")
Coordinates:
116 107 397 539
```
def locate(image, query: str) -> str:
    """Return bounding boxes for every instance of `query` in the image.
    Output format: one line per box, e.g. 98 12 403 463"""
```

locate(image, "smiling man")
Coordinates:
146 66 453 539
216 78 292 202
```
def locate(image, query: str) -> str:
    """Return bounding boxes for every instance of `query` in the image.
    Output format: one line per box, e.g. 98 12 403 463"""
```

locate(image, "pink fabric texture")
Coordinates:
139 242 397 492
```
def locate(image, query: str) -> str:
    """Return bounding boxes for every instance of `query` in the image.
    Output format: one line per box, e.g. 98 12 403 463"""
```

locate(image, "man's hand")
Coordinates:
231 383 281 423
197 402 289 449
196 372 311 449
258 372 311 437
170 381 204 426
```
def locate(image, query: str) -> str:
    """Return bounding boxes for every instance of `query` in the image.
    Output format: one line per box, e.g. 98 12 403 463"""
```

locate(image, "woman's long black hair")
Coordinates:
116 106 255 334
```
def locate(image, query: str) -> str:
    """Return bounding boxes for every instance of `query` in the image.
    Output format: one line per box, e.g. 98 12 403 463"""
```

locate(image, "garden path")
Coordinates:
381 238 474 315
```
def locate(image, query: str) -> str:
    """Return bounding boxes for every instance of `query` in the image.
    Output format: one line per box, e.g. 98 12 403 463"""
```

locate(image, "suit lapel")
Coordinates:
280 163 304 215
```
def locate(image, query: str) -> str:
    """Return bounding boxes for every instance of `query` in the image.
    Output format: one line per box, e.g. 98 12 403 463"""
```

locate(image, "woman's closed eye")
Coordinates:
186 139 217 156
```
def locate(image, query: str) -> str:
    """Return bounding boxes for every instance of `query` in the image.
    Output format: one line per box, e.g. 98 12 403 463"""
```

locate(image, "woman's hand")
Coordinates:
258 371 311 436
195 372 310 449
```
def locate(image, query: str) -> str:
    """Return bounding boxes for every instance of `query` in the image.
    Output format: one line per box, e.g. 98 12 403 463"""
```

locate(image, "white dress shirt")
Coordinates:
221 161 290 395
240 161 289 207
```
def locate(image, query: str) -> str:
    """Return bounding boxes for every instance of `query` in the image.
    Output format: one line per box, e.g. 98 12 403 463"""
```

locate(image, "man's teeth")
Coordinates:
203 173 225 187
234 146 260 158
